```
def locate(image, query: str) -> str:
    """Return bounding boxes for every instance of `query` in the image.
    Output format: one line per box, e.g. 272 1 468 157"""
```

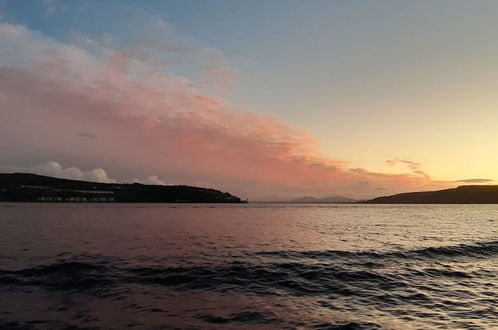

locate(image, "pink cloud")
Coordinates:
0 23 452 199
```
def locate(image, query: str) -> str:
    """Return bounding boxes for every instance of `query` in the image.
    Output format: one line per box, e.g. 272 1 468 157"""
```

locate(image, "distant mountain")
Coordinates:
283 196 357 204
363 185 498 204
0 173 244 203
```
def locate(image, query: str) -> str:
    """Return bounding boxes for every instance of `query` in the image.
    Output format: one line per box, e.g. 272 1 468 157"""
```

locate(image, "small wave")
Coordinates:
0 259 116 297
197 311 277 325
0 257 462 299
0 258 400 297
310 321 382 329
258 240 498 261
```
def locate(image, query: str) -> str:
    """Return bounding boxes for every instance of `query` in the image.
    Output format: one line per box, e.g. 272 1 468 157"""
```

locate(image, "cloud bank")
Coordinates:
0 161 116 183
133 175 167 186
0 23 451 199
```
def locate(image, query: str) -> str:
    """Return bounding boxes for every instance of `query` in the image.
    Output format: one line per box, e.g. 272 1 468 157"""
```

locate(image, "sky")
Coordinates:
0 0 496 200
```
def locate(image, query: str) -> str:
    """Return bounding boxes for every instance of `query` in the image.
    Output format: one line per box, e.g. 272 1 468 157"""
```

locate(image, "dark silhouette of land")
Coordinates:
363 185 498 204
0 173 244 203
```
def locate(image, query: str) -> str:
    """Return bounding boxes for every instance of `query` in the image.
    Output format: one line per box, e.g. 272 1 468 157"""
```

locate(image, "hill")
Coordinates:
0 173 244 203
363 185 498 204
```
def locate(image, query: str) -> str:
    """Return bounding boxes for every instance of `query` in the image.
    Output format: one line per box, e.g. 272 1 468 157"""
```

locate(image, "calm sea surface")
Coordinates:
0 203 497 329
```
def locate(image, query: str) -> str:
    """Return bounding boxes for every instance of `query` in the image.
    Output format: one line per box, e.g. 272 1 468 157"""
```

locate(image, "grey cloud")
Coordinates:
78 131 98 138
455 178 494 184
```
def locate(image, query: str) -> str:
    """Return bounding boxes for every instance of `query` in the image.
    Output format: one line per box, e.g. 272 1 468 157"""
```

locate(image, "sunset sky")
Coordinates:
0 0 497 200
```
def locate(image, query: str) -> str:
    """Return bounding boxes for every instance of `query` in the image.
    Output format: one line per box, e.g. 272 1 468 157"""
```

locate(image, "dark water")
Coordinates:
0 204 497 329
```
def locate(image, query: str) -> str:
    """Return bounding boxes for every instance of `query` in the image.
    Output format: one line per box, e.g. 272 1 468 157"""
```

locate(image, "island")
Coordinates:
0 173 245 203
363 185 498 204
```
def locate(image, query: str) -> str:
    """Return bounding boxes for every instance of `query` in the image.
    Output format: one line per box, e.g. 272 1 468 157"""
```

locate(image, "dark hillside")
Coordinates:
364 185 498 204
0 173 244 203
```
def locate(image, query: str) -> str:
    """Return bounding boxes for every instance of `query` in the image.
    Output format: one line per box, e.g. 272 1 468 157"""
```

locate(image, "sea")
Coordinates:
0 203 497 329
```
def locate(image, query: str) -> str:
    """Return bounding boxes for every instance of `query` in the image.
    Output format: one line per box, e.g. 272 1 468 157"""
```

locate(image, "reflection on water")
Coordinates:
0 203 497 329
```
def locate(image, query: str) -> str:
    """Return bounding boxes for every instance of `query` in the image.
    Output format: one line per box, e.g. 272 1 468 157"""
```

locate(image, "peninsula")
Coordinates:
0 173 244 203
364 185 498 204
